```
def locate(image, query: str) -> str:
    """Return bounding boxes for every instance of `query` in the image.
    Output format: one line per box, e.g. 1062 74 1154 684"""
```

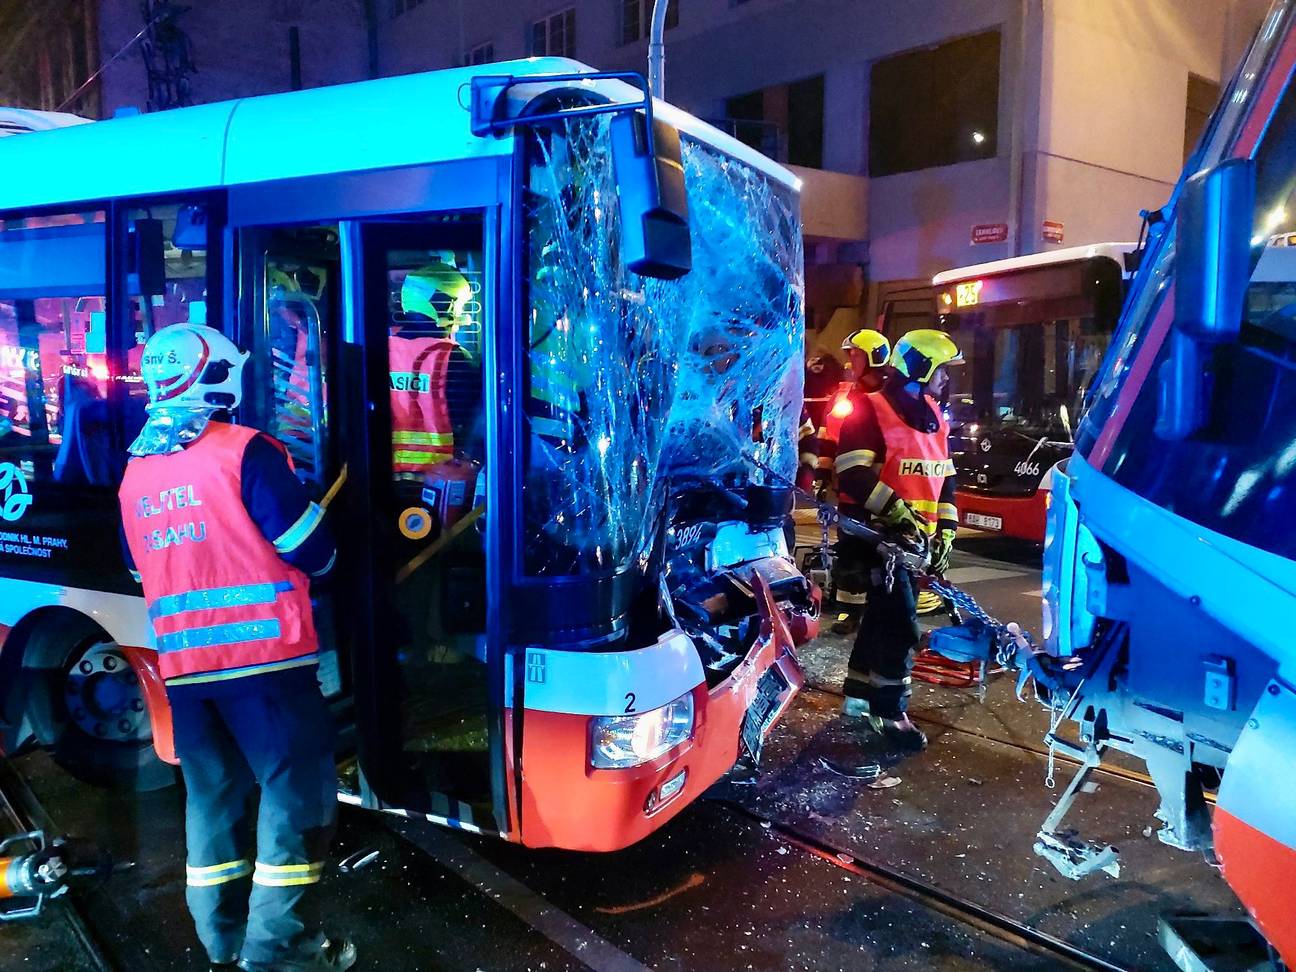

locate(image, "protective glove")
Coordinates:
879 498 927 540
930 527 956 577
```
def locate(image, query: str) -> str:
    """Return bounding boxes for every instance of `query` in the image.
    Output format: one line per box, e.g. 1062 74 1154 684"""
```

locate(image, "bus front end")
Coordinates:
932 246 1128 543
507 96 815 850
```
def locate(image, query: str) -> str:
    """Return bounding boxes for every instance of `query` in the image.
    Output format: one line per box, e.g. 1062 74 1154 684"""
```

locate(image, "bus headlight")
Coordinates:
590 691 695 769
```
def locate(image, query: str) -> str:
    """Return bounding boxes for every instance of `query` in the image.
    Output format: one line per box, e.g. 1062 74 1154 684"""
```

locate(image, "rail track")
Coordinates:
710 797 1133 972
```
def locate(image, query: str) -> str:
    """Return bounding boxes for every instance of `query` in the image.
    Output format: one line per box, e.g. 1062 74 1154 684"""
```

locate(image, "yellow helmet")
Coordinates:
841 328 890 368
890 329 963 383
400 262 473 328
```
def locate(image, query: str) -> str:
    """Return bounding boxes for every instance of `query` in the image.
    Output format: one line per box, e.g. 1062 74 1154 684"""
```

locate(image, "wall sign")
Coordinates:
971 223 1009 245
1042 219 1065 243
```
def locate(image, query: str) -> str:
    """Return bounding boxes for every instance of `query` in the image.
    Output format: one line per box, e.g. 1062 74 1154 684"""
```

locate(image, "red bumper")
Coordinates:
1214 808 1296 966
517 579 804 851
956 489 1048 542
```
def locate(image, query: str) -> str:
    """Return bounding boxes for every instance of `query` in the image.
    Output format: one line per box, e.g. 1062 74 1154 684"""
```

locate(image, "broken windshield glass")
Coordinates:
522 114 804 578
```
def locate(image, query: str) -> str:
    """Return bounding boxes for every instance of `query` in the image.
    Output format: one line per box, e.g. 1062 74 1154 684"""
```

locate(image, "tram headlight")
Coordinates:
590 691 695 769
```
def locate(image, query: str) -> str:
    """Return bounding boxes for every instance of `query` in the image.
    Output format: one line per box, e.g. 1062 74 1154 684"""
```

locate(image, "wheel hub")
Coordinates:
65 642 149 743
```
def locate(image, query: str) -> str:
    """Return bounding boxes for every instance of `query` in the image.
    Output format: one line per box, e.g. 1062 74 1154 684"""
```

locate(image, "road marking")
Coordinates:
944 565 1026 584
394 823 655 972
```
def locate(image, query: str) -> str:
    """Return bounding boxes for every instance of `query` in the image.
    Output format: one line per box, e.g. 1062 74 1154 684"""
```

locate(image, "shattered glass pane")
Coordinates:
523 114 804 577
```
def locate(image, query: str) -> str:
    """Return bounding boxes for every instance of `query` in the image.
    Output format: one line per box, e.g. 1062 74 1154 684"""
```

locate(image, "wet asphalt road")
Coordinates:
0 534 1246 971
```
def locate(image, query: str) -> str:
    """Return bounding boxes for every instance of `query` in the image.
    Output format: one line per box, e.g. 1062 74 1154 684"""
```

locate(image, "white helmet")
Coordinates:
141 323 248 412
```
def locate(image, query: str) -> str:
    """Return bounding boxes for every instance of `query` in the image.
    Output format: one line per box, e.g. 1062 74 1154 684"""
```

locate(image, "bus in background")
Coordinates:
931 243 1134 542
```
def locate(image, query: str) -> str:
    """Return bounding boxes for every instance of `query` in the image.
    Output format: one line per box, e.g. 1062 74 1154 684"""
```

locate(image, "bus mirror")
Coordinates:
128 218 166 297
1174 158 1254 342
1156 330 1209 440
610 111 692 280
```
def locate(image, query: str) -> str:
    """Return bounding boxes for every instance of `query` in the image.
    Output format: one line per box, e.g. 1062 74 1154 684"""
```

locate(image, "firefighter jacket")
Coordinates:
389 333 455 478
834 386 958 536
119 421 334 685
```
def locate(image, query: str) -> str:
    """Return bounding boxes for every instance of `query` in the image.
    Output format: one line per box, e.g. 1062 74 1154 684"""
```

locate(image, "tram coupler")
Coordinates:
1032 739 1121 880
0 829 117 921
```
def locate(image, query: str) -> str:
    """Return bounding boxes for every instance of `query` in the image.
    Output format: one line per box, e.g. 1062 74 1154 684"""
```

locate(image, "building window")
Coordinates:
619 0 679 46
868 30 1000 177
465 42 496 66
1184 73 1221 163
389 0 424 18
531 8 577 57
722 74 824 168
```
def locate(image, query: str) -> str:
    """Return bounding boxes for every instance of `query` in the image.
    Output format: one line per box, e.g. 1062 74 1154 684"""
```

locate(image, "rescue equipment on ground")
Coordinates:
0 830 116 921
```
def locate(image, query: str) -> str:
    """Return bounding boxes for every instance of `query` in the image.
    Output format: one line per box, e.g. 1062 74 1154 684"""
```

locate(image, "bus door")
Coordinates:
238 224 347 701
349 216 498 829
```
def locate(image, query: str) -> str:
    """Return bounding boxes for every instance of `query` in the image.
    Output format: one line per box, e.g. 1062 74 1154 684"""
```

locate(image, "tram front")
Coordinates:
504 87 816 850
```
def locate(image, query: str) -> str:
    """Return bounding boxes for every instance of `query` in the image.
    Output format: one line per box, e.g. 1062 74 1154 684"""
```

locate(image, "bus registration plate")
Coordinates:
964 512 1002 531
741 666 789 765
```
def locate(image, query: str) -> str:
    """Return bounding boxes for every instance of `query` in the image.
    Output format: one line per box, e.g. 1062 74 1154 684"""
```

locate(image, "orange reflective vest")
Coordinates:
389 334 455 478
119 422 319 683
816 380 865 472
870 391 953 535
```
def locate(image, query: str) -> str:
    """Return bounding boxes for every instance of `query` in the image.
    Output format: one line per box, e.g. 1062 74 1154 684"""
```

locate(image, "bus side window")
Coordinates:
0 211 112 487
122 205 215 445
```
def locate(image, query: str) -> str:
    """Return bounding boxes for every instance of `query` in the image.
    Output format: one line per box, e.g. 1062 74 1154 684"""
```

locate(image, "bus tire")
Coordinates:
24 615 176 793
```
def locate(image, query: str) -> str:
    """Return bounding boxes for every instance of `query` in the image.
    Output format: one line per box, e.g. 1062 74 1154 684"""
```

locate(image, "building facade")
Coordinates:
372 0 1269 347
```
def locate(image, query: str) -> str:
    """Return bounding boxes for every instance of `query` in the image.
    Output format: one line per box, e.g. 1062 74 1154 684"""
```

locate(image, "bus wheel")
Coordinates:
51 635 176 792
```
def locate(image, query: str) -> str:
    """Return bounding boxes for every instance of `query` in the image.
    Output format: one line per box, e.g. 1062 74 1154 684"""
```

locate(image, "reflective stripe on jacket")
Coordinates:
389 334 455 477
119 422 319 682
869 391 953 535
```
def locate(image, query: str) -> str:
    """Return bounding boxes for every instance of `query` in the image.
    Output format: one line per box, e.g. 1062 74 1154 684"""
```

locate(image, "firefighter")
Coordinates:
391 261 482 478
833 328 962 753
117 324 354 972
816 329 890 635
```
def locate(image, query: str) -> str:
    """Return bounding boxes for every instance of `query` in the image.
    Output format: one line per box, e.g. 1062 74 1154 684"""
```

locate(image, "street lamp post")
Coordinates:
648 0 670 99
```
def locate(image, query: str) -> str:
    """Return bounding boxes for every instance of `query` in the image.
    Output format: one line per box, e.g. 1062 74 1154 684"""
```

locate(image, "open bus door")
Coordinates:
346 217 503 835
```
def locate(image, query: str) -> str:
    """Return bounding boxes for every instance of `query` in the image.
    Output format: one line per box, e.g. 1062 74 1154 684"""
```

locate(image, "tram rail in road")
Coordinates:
710 798 1132 972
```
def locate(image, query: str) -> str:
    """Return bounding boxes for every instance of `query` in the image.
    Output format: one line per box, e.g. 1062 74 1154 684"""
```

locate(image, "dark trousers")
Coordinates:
168 666 337 966
831 532 871 608
839 535 920 718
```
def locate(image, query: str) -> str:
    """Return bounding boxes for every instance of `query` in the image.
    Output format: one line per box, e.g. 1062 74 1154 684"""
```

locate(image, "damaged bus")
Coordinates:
0 59 816 851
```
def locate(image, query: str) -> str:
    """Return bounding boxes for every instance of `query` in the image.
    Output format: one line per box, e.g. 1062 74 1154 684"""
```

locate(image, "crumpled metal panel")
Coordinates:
523 116 804 576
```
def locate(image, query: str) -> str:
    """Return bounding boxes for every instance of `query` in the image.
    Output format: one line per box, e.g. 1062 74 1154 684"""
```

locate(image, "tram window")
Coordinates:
0 210 112 486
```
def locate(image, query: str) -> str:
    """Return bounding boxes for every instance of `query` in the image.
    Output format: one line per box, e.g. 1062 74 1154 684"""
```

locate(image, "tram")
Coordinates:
931 243 1133 542
0 59 815 851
